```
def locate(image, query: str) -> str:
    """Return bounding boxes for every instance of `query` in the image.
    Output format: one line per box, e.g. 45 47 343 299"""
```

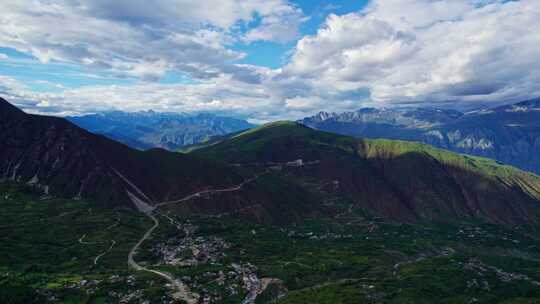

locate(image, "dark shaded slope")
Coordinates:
360 140 540 225
0 98 241 208
194 122 540 225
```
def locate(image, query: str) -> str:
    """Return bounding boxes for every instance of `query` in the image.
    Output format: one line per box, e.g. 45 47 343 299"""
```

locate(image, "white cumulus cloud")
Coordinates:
2 0 540 119
284 0 540 108
0 0 305 81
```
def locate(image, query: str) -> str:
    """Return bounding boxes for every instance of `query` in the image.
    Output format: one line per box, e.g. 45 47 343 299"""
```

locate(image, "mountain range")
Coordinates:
67 111 254 150
65 98 540 181
5 96 540 303
3 97 540 226
300 98 540 175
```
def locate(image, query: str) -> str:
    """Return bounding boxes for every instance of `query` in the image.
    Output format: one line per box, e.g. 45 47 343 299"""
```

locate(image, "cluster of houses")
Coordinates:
461 258 540 286
153 223 231 267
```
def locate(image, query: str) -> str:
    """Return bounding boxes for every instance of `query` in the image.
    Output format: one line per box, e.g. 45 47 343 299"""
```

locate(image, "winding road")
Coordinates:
78 234 102 245
156 174 262 207
94 240 116 265
126 173 265 303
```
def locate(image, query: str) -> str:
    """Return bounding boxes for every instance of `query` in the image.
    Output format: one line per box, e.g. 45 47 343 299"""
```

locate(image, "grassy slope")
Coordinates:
0 183 171 304
362 139 540 201
193 122 540 225
194 121 355 162
198 121 537 178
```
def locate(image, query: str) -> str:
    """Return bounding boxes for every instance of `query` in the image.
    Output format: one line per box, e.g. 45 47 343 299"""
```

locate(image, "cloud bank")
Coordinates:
1 0 540 121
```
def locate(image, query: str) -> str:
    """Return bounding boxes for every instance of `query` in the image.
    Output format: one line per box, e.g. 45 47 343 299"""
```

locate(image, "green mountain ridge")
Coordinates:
2 95 540 226
192 121 540 225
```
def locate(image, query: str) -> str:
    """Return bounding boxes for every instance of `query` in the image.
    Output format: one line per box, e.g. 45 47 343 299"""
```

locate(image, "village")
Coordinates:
148 217 280 304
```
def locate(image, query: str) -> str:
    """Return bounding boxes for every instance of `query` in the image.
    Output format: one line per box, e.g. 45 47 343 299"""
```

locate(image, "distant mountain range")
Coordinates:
67 111 255 150
300 98 540 175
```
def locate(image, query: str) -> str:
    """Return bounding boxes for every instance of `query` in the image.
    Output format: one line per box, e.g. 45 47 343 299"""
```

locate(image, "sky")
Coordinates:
0 0 539 122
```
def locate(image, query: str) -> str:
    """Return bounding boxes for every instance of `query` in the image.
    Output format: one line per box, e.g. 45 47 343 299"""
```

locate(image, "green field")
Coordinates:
2 181 540 303
0 182 171 304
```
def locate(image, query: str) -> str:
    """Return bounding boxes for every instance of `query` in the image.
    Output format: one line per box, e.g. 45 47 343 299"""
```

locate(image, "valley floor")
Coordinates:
2 182 540 304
